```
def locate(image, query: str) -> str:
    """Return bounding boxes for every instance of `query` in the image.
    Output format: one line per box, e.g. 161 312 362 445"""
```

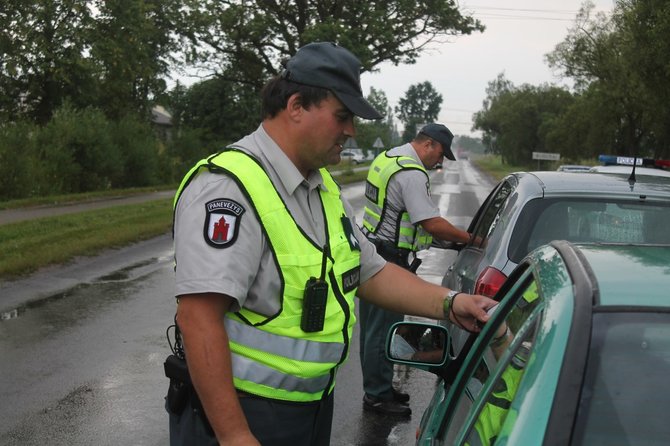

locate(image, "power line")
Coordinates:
463 4 609 22
476 13 575 22
444 107 477 114
466 6 580 15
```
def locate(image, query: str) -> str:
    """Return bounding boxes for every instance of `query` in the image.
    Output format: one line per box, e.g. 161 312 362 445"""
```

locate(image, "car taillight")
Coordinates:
475 267 507 298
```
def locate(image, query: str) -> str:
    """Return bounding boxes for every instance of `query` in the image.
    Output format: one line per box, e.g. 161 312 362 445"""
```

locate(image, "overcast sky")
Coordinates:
360 0 616 138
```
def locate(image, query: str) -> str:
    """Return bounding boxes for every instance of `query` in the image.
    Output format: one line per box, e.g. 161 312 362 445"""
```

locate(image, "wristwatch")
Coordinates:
443 290 461 317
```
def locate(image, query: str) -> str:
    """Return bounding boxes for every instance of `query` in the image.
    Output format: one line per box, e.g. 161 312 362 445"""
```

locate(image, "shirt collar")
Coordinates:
256 124 326 195
405 143 424 166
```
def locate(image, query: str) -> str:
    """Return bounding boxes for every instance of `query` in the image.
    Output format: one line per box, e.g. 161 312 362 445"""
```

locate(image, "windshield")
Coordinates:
509 199 670 262
572 312 670 444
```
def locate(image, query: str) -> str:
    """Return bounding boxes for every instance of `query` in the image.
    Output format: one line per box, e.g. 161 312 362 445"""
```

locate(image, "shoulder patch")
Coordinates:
203 199 245 248
365 180 379 204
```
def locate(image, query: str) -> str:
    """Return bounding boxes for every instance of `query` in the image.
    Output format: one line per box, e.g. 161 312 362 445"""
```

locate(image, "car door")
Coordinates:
442 178 516 295
432 266 544 446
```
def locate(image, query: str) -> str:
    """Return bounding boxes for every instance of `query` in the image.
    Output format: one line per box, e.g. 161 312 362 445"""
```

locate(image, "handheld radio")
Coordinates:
301 245 329 332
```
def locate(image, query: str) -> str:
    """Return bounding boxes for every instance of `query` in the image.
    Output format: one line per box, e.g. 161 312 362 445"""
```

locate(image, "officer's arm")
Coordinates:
176 292 260 446
357 262 494 329
419 216 471 244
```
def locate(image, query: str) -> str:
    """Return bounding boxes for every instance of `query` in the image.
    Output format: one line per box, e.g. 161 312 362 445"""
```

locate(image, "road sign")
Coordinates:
532 152 560 161
373 137 384 149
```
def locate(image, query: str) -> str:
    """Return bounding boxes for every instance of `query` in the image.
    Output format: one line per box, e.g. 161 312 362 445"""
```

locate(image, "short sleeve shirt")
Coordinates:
373 143 440 242
174 124 385 314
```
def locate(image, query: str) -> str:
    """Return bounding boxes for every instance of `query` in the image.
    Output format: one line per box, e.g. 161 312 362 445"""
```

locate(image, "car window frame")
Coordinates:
436 264 542 443
468 177 517 250
456 309 542 446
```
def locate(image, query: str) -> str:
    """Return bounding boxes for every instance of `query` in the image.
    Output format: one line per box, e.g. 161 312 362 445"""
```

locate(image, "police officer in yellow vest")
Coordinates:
168 42 496 446
360 124 474 415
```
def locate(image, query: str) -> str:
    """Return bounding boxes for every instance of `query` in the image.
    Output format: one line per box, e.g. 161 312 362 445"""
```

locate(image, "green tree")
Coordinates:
179 0 484 88
169 76 259 151
355 87 392 154
90 0 182 119
546 2 651 157
396 81 443 142
0 0 186 124
544 84 616 161
473 74 573 166
0 0 95 124
473 73 514 158
614 0 670 157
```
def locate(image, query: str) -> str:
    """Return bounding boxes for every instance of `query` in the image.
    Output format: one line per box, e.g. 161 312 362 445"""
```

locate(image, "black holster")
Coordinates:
165 354 216 441
164 354 191 415
370 239 414 271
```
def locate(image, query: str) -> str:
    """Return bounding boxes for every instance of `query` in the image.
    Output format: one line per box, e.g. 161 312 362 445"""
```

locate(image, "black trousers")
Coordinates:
168 391 334 446
359 238 416 399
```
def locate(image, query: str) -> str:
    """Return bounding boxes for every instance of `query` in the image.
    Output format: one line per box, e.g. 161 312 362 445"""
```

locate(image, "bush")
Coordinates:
37 104 122 194
0 120 41 200
0 104 178 201
167 127 221 181
111 115 161 188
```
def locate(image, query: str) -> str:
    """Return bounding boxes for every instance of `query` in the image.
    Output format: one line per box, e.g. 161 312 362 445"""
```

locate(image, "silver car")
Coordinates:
443 170 670 297
442 171 670 356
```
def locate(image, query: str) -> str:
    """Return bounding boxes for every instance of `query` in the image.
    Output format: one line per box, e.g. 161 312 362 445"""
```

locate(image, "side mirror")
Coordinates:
386 322 450 372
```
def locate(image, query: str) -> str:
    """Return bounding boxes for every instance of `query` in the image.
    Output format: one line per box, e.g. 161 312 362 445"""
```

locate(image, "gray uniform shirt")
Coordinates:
174 124 385 314
373 143 440 242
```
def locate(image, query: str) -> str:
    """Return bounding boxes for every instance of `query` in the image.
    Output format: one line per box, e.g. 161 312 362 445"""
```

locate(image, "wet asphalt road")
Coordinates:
0 161 493 445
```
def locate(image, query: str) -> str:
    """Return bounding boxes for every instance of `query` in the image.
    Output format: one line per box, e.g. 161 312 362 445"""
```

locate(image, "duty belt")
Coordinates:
368 238 414 270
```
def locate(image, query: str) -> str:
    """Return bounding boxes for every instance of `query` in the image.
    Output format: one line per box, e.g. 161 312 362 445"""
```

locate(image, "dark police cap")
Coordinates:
281 42 383 120
419 123 455 160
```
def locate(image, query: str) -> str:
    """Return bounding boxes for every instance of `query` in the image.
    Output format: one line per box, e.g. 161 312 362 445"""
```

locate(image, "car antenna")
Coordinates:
628 149 638 190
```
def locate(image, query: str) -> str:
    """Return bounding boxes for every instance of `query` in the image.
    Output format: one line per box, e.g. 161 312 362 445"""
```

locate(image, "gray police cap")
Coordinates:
281 42 383 120
419 123 455 160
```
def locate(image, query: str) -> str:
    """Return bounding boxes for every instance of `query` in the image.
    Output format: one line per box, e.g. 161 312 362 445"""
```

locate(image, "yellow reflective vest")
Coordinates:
362 151 432 251
174 149 361 402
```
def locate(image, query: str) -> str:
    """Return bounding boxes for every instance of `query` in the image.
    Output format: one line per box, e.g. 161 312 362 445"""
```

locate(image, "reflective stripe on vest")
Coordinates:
362 152 432 251
469 344 529 446
174 149 360 402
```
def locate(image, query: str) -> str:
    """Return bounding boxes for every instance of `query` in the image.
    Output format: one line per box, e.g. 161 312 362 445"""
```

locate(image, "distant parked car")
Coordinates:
340 150 365 164
556 164 591 172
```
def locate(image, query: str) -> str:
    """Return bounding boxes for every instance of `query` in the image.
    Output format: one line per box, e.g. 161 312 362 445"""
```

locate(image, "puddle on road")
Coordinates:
0 258 170 351
0 258 166 322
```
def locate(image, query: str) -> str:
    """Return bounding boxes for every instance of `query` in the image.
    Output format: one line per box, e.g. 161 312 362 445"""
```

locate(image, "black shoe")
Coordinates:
392 388 410 403
363 394 411 416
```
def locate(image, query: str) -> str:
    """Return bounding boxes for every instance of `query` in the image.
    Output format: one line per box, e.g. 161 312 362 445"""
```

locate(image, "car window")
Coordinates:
572 312 670 444
438 273 542 445
471 180 515 249
509 199 670 263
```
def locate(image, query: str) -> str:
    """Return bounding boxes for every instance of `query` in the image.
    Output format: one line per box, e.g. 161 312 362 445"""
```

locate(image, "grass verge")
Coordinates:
0 167 369 279
471 155 528 182
0 185 176 210
0 199 173 279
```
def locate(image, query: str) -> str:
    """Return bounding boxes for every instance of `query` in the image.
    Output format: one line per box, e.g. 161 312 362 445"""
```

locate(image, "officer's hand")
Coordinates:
449 293 496 333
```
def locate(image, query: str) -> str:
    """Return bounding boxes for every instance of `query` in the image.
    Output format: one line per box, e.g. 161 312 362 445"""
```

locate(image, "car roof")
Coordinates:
509 171 670 198
575 244 670 308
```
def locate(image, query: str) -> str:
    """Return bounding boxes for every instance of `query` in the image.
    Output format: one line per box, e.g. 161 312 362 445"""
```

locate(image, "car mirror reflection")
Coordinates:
386 322 449 367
